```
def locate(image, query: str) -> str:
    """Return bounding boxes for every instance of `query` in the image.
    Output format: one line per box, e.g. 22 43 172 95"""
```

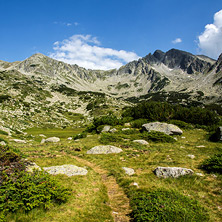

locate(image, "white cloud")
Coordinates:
172 38 182 44
198 9 222 59
49 34 140 70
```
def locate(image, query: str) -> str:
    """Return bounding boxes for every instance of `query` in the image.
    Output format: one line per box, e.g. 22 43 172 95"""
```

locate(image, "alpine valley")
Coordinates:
0 48 222 133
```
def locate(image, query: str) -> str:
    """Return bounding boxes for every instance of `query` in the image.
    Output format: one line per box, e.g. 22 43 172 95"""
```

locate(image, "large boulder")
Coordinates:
142 122 183 135
43 164 88 176
45 137 60 143
133 140 149 145
87 145 123 154
154 166 193 178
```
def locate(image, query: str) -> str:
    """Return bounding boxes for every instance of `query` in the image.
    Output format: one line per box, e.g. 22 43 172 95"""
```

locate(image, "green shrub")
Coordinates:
200 153 222 174
99 133 123 144
129 189 209 222
169 120 193 129
73 132 87 140
122 101 219 126
0 146 70 220
131 119 148 129
141 131 176 143
0 137 7 143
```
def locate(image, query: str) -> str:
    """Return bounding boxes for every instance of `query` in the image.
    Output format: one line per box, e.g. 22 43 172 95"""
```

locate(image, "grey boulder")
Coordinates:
133 140 149 145
45 137 60 143
154 166 193 178
87 145 123 154
122 167 135 176
142 122 183 135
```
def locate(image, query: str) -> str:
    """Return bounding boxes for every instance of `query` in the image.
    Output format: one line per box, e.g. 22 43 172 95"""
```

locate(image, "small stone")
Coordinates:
39 134 46 137
13 139 26 143
131 182 139 187
41 139 45 144
101 125 111 133
196 173 204 177
26 162 41 173
124 123 131 127
196 145 205 148
133 140 149 145
181 136 186 139
0 141 7 146
109 128 117 133
187 154 195 159
122 167 135 176
122 128 130 131
67 137 72 140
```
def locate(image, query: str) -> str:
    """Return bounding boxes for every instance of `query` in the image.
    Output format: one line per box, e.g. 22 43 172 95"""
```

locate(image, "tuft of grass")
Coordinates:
141 131 176 143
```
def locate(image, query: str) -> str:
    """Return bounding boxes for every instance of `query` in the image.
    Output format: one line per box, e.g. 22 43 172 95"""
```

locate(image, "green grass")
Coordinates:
5 127 222 221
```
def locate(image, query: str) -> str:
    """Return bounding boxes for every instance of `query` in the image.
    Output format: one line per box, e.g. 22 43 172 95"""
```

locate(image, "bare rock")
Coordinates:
101 125 111 133
133 140 149 145
87 145 123 154
0 141 7 146
142 122 183 135
154 166 193 178
122 167 135 175
25 162 41 173
13 139 27 143
43 164 88 176
45 137 60 143
187 154 195 159
109 128 117 133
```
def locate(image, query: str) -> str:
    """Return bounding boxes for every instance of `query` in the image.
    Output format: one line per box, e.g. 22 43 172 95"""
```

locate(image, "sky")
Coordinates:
0 0 222 70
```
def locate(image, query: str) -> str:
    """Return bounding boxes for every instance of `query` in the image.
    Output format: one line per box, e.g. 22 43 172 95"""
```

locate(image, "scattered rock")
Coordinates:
39 134 46 137
25 161 41 173
131 182 139 187
13 139 27 143
87 145 123 154
122 167 135 176
122 128 130 131
67 137 72 140
124 123 131 127
154 166 193 178
196 173 204 177
43 164 88 176
0 126 11 136
45 137 60 143
0 141 6 146
109 128 117 133
142 122 183 135
101 125 111 133
187 154 195 159
181 136 186 139
41 139 45 144
196 145 205 148
133 140 149 145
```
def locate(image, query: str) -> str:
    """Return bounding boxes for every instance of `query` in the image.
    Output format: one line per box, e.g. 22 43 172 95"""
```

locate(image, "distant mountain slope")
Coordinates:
0 49 222 132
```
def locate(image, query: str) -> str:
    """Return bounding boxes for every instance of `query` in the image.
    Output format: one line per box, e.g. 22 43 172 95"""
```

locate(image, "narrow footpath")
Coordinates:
72 156 131 222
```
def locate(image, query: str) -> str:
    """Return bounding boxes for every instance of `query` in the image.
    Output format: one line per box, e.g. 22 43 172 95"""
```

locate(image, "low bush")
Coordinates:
131 119 148 129
73 132 87 140
168 120 193 129
141 131 176 143
129 189 209 222
0 146 70 220
99 133 123 144
200 153 222 174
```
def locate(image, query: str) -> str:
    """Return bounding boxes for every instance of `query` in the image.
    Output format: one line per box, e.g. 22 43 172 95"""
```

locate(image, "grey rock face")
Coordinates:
154 166 193 178
43 164 88 176
87 145 123 154
215 127 222 141
45 137 60 143
122 167 135 176
133 140 149 145
142 122 183 135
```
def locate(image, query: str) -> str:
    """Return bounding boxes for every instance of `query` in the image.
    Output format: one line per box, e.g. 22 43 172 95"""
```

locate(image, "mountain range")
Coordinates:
0 48 222 133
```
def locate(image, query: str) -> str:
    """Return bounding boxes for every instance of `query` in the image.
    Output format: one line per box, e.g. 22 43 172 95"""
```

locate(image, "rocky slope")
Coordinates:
0 48 221 133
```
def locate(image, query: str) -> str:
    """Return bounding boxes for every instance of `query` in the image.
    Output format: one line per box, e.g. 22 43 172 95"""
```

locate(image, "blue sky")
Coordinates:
0 0 222 69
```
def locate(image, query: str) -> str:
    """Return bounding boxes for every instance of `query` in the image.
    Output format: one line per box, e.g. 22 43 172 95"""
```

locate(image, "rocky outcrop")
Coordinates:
154 166 193 178
87 145 123 154
142 122 183 135
43 164 88 176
